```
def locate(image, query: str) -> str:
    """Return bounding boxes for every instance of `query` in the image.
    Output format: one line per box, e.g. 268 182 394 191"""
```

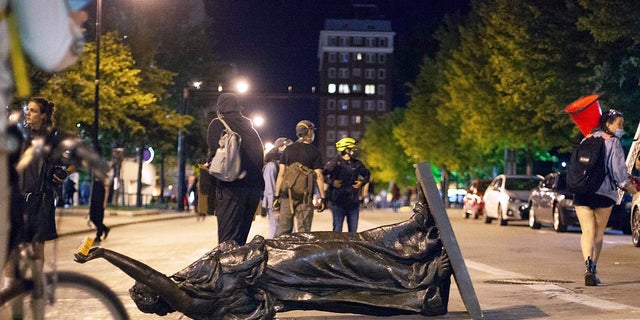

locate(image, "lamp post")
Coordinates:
92 0 102 151
177 86 188 211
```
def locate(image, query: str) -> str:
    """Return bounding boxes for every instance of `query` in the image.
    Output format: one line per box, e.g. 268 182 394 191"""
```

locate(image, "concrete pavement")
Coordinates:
55 206 194 237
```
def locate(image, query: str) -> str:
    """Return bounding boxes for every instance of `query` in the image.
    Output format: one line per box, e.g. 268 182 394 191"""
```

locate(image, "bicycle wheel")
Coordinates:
46 271 130 320
0 271 130 320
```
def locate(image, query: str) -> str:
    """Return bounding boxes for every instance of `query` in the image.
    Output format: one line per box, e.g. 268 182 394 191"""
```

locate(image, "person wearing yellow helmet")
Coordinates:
323 137 370 233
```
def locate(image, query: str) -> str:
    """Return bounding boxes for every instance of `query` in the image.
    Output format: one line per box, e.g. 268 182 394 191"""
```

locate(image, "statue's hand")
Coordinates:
74 247 101 264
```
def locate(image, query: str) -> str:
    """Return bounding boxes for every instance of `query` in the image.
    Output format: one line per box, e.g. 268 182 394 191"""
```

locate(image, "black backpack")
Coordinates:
567 135 612 195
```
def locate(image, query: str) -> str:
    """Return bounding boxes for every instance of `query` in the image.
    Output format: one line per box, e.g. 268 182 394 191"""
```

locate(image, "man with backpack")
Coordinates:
273 120 326 236
206 93 264 245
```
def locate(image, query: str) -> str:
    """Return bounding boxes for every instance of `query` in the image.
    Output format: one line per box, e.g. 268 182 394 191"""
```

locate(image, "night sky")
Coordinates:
206 0 470 93
202 0 470 142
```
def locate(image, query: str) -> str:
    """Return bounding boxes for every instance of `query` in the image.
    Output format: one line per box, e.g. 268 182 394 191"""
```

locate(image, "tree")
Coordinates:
359 109 416 190
40 32 190 149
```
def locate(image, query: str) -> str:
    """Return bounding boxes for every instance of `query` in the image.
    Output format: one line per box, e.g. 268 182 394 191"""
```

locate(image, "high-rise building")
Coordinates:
317 17 395 162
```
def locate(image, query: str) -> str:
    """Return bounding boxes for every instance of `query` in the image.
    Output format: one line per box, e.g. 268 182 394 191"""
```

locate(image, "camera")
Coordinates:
52 166 68 180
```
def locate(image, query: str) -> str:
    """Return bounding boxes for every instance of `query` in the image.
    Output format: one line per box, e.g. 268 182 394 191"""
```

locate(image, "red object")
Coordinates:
564 94 602 136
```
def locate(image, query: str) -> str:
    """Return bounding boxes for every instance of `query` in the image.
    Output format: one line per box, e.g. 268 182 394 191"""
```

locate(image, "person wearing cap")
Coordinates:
262 137 292 238
206 93 265 246
273 120 326 235
323 137 370 233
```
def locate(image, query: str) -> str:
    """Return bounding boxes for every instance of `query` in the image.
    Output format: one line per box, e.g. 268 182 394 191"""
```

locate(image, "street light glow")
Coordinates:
236 80 250 94
252 115 264 127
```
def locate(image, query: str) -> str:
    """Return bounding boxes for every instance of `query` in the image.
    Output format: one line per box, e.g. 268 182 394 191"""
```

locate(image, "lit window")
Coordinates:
338 84 350 94
351 115 361 124
365 84 375 95
357 53 363 60
328 84 336 94
352 84 362 92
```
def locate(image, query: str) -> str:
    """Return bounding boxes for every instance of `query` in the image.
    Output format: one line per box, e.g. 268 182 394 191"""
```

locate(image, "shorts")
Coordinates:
573 193 615 209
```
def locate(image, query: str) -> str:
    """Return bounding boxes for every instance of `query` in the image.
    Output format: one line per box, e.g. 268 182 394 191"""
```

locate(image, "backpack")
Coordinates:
208 118 245 181
280 162 315 200
567 134 612 195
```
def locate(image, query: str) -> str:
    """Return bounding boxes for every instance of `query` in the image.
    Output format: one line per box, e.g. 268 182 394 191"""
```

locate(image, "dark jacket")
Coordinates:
323 156 370 206
207 112 265 190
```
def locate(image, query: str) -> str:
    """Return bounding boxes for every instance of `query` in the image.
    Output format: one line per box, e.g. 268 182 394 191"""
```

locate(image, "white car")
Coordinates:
483 174 543 226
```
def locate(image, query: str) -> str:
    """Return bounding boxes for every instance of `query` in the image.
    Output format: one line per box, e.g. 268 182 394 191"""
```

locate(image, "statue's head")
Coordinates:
129 282 174 316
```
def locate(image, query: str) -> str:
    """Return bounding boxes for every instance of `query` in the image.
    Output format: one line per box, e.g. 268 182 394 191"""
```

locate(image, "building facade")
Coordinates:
317 18 395 162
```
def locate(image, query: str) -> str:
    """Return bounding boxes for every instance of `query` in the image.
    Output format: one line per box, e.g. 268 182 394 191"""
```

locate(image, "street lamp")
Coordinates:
177 82 200 211
92 0 102 150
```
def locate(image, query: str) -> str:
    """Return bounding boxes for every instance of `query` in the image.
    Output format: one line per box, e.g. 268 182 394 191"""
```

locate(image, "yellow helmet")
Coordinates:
336 137 357 152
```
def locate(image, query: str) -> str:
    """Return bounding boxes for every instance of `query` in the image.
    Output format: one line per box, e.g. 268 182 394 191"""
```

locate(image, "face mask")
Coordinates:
615 129 624 138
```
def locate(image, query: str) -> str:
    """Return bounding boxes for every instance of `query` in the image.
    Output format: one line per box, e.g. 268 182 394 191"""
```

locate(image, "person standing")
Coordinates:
323 137 370 233
1 0 89 271
573 109 636 286
15 98 67 265
391 182 401 212
273 120 326 236
89 173 110 243
207 93 264 246
262 137 292 238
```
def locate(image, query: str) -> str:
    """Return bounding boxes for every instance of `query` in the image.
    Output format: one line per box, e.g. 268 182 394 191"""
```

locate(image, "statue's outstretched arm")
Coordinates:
74 247 198 311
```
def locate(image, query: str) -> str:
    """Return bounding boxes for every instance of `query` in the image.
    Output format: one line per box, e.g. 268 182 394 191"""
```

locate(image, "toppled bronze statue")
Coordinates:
75 201 452 320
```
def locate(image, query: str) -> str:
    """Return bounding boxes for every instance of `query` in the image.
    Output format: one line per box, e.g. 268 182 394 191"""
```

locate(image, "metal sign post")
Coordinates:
416 162 483 320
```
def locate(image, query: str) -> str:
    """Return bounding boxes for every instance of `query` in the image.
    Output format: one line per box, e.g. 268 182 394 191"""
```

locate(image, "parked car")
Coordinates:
528 172 577 232
462 179 492 219
610 193 632 235
483 174 543 226
632 193 640 247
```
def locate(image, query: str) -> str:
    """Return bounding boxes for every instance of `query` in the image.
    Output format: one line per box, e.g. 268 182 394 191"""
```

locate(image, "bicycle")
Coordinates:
0 112 129 319
0 242 130 320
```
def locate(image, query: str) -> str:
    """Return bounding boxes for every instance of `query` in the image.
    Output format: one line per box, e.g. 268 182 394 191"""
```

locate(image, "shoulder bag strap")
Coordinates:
217 117 235 134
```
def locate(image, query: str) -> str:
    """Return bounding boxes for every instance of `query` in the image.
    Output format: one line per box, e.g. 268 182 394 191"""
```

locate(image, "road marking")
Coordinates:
465 260 640 312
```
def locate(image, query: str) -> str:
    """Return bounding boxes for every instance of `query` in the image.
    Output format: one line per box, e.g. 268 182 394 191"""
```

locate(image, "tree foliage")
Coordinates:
362 0 640 186
39 32 191 150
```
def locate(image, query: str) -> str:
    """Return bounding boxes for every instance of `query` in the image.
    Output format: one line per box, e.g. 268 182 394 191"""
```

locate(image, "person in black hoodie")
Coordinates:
323 137 370 233
206 93 264 245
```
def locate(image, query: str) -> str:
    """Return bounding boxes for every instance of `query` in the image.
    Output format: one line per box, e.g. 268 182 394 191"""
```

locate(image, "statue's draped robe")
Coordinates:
163 210 451 320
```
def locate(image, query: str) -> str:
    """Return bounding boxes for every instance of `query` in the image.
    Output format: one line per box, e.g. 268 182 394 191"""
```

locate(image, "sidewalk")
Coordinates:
55 206 194 237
